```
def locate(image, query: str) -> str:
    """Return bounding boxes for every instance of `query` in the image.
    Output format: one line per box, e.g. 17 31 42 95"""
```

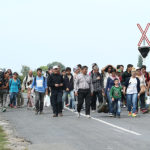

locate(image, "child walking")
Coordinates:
110 78 122 118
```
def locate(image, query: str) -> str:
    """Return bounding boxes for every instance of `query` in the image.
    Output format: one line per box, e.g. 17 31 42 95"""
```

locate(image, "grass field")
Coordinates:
0 126 10 150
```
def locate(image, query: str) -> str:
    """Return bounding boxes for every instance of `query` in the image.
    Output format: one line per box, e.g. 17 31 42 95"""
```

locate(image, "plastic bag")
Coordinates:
44 95 50 107
146 96 150 105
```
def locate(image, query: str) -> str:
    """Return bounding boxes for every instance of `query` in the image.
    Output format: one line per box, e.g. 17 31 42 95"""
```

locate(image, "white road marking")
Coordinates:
65 107 142 136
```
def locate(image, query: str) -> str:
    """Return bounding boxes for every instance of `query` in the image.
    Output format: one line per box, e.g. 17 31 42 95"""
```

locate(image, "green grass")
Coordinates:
0 126 10 150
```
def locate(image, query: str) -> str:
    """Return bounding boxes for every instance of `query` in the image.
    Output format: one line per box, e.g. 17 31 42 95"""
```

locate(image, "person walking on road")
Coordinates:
110 78 122 118
62 67 75 111
136 68 148 113
22 70 34 108
30 68 48 115
0 71 9 112
9 72 21 109
123 68 140 117
105 69 120 116
74 66 93 118
90 65 104 112
48 66 64 117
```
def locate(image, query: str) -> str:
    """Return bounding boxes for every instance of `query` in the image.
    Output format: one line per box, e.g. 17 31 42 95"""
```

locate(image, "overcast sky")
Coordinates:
0 0 150 72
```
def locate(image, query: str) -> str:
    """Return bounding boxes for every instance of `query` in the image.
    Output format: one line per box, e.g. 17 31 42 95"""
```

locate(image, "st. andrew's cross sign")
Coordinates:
137 23 150 58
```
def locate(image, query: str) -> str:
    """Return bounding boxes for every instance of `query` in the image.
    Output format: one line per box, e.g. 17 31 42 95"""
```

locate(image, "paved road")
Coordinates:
1 95 150 150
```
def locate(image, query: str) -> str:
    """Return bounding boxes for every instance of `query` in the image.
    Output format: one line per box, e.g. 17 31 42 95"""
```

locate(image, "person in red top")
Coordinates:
148 81 150 96
141 65 150 86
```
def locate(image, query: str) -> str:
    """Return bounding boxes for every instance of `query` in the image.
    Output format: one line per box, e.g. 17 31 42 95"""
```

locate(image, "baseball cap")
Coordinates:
53 66 59 69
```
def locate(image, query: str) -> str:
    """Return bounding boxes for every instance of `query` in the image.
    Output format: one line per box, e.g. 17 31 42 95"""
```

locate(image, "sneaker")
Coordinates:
128 112 132 117
32 106 36 110
10 104 13 108
53 114 58 117
13 106 17 109
123 105 126 108
141 109 148 114
132 113 137 117
59 113 63 117
86 115 91 118
40 111 43 115
109 113 114 117
135 111 138 114
92 110 96 113
78 113 81 118
2 108 6 112
65 104 69 107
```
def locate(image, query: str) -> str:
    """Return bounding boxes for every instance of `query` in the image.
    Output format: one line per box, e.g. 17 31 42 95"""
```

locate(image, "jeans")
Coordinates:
10 92 18 106
35 91 45 112
126 94 138 113
91 91 103 110
51 90 63 115
107 91 112 113
62 90 75 109
111 99 121 116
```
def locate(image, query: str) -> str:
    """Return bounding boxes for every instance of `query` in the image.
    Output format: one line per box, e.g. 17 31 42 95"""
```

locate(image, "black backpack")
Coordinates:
0 71 4 87
97 97 109 113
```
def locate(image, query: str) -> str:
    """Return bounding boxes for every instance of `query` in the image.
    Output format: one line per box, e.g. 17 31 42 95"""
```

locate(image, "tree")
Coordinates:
40 66 48 72
33 69 37 77
137 55 143 68
21 65 30 77
47 62 65 71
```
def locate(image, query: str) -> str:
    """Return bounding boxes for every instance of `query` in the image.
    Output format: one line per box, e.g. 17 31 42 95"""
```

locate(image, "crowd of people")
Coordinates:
0 63 150 118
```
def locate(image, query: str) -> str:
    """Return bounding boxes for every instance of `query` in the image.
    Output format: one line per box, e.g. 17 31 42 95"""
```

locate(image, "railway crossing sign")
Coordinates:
137 23 150 47
137 23 150 58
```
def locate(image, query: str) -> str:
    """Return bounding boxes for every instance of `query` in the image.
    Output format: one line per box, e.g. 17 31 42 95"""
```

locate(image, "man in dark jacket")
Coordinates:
48 66 64 117
62 67 75 110
121 64 133 86
90 65 104 112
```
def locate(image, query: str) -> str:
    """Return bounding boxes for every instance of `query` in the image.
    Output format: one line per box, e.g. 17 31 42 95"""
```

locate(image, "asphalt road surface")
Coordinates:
1 94 150 150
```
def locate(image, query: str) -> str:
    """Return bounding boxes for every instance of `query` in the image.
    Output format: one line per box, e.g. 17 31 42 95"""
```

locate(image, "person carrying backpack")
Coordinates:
30 68 48 115
9 72 21 108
